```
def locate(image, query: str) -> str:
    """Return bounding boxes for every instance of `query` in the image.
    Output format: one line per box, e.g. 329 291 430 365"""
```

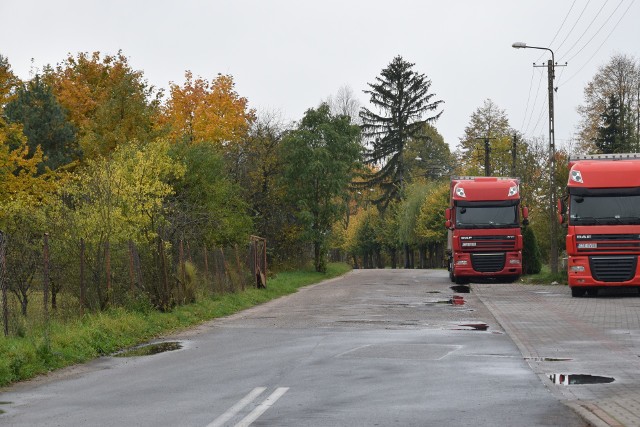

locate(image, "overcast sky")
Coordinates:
1 0 638 151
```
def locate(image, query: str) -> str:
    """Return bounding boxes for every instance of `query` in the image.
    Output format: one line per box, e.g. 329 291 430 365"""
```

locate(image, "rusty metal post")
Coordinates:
105 241 111 296
203 244 210 290
43 233 51 347
0 231 8 336
128 240 135 293
179 239 185 286
80 238 85 316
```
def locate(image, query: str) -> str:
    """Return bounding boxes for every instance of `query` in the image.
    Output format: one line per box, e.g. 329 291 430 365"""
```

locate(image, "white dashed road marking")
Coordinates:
234 387 289 427
206 387 289 427
206 387 266 427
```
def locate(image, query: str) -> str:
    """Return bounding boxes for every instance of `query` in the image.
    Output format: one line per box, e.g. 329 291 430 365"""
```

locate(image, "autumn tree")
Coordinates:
1 197 47 315
5 74 79 171
280 103 361 272
594 93 637 154
359 56 443 208
57 140 184 309
161 71 255 147
0 56 53 204
45 51 160 159
404 124 454 181
458 99 516 176
228 111 301 264
169 141 252 247
415 182 449 268
577 53 640 153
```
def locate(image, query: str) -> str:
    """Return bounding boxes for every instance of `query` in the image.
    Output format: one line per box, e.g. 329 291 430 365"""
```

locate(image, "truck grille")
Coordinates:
471 253 505 273
589 256 637 282
461 235 516 252
577 234 640 253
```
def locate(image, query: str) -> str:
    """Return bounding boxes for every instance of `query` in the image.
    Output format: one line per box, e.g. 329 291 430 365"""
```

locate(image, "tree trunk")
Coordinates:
404 244 411 268
20 294 28 316
390 248 397 269
419 246 427 269
375 248 383 268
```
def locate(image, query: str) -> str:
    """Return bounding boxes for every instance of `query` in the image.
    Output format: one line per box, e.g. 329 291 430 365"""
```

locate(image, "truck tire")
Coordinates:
571 287 585 297
448 258 455 282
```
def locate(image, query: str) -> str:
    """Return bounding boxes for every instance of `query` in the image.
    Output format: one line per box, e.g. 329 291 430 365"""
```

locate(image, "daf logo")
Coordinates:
576 235 591 239
460 236 473 240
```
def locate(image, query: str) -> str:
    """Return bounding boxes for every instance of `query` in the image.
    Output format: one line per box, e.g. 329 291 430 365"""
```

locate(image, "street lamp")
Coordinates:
512 41 559 275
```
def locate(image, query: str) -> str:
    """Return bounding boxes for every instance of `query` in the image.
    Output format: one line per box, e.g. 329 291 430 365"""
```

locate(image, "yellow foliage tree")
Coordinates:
161 71 255 146
46 51 160 159
0 55 55 208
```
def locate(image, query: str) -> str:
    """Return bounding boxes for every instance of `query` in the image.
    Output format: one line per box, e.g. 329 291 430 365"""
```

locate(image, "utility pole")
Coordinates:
511 133 517 177
484 137 491 176
513 42 567 275
534 58 565 275
474 136 499 177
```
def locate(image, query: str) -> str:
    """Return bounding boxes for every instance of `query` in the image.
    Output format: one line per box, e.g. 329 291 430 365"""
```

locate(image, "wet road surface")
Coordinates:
0 269 586 426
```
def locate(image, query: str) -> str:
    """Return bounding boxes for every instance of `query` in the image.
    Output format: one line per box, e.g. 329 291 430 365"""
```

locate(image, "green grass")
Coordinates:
0 263 351 387
522 264 568 285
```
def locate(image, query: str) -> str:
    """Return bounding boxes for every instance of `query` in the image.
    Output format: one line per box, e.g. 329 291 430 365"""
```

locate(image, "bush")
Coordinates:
523 226 542 274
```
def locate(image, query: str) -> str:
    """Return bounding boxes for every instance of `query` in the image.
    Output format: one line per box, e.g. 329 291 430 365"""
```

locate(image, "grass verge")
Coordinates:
522 264 568 285
0 262 351 388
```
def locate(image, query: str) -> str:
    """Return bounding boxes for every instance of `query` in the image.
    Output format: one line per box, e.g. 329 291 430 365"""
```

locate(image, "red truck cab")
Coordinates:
445 176 528 284
562 153 640 297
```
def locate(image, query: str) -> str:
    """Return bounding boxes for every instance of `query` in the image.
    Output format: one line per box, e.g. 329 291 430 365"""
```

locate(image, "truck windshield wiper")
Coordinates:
572 216 602 225
602 217 640 225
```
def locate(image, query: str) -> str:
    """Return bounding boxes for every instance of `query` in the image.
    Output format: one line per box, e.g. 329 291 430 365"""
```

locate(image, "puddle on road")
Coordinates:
114 341 183 357
548 373 614 385
0 401 10 415
526 357 573 362
425 291 441 294
450 285 470 294
454 323 489 331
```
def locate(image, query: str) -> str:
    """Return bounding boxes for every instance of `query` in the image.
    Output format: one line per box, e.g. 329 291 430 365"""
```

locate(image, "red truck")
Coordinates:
561 153 640 297
445 176 528 284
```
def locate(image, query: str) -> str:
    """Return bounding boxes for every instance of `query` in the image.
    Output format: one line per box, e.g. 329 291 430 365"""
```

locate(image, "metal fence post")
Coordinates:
0 231 8 336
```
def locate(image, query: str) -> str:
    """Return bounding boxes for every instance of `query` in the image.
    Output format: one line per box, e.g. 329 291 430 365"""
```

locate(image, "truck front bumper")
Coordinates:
453 251 522 278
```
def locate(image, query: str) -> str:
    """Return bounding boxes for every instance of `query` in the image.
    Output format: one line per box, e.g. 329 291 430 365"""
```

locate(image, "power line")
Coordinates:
519 68 536 131
559 0 610 59
547 0 578 50
532 0 579 63
554 0 593 54
564 0 625 63
559 0 636 87
530 99 548 136
524 69 545 134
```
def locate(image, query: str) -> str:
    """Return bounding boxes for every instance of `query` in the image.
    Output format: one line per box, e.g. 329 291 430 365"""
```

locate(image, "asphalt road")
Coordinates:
0 269 586 426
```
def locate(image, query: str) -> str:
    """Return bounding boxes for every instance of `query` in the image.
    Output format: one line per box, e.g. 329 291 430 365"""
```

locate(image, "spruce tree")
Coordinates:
5 75 79 171
359 56 443 208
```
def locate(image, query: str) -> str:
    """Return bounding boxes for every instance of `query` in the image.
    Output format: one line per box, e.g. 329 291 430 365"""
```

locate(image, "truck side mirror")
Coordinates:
557 199 564 224
521 206 529 226
445 220 452 229
445 208 451 221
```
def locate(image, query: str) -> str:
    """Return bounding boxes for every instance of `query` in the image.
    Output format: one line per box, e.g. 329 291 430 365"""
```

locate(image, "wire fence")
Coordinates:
0 231 267 337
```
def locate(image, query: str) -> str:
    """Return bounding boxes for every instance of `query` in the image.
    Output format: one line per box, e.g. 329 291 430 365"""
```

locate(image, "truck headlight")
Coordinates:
509 259 521 264
455 260 468 265
570 266 585 272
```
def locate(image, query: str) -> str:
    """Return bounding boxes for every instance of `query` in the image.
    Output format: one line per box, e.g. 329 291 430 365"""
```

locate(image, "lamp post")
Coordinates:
512 42 559 274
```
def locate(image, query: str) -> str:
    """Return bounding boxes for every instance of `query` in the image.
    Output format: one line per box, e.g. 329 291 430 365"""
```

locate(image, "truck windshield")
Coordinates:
570 194 640 225
455 205 518 229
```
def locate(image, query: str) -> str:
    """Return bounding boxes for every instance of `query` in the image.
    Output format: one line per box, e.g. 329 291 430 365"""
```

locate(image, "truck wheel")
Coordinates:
585 288 599 297
571 287 585 297
448 259 455 282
